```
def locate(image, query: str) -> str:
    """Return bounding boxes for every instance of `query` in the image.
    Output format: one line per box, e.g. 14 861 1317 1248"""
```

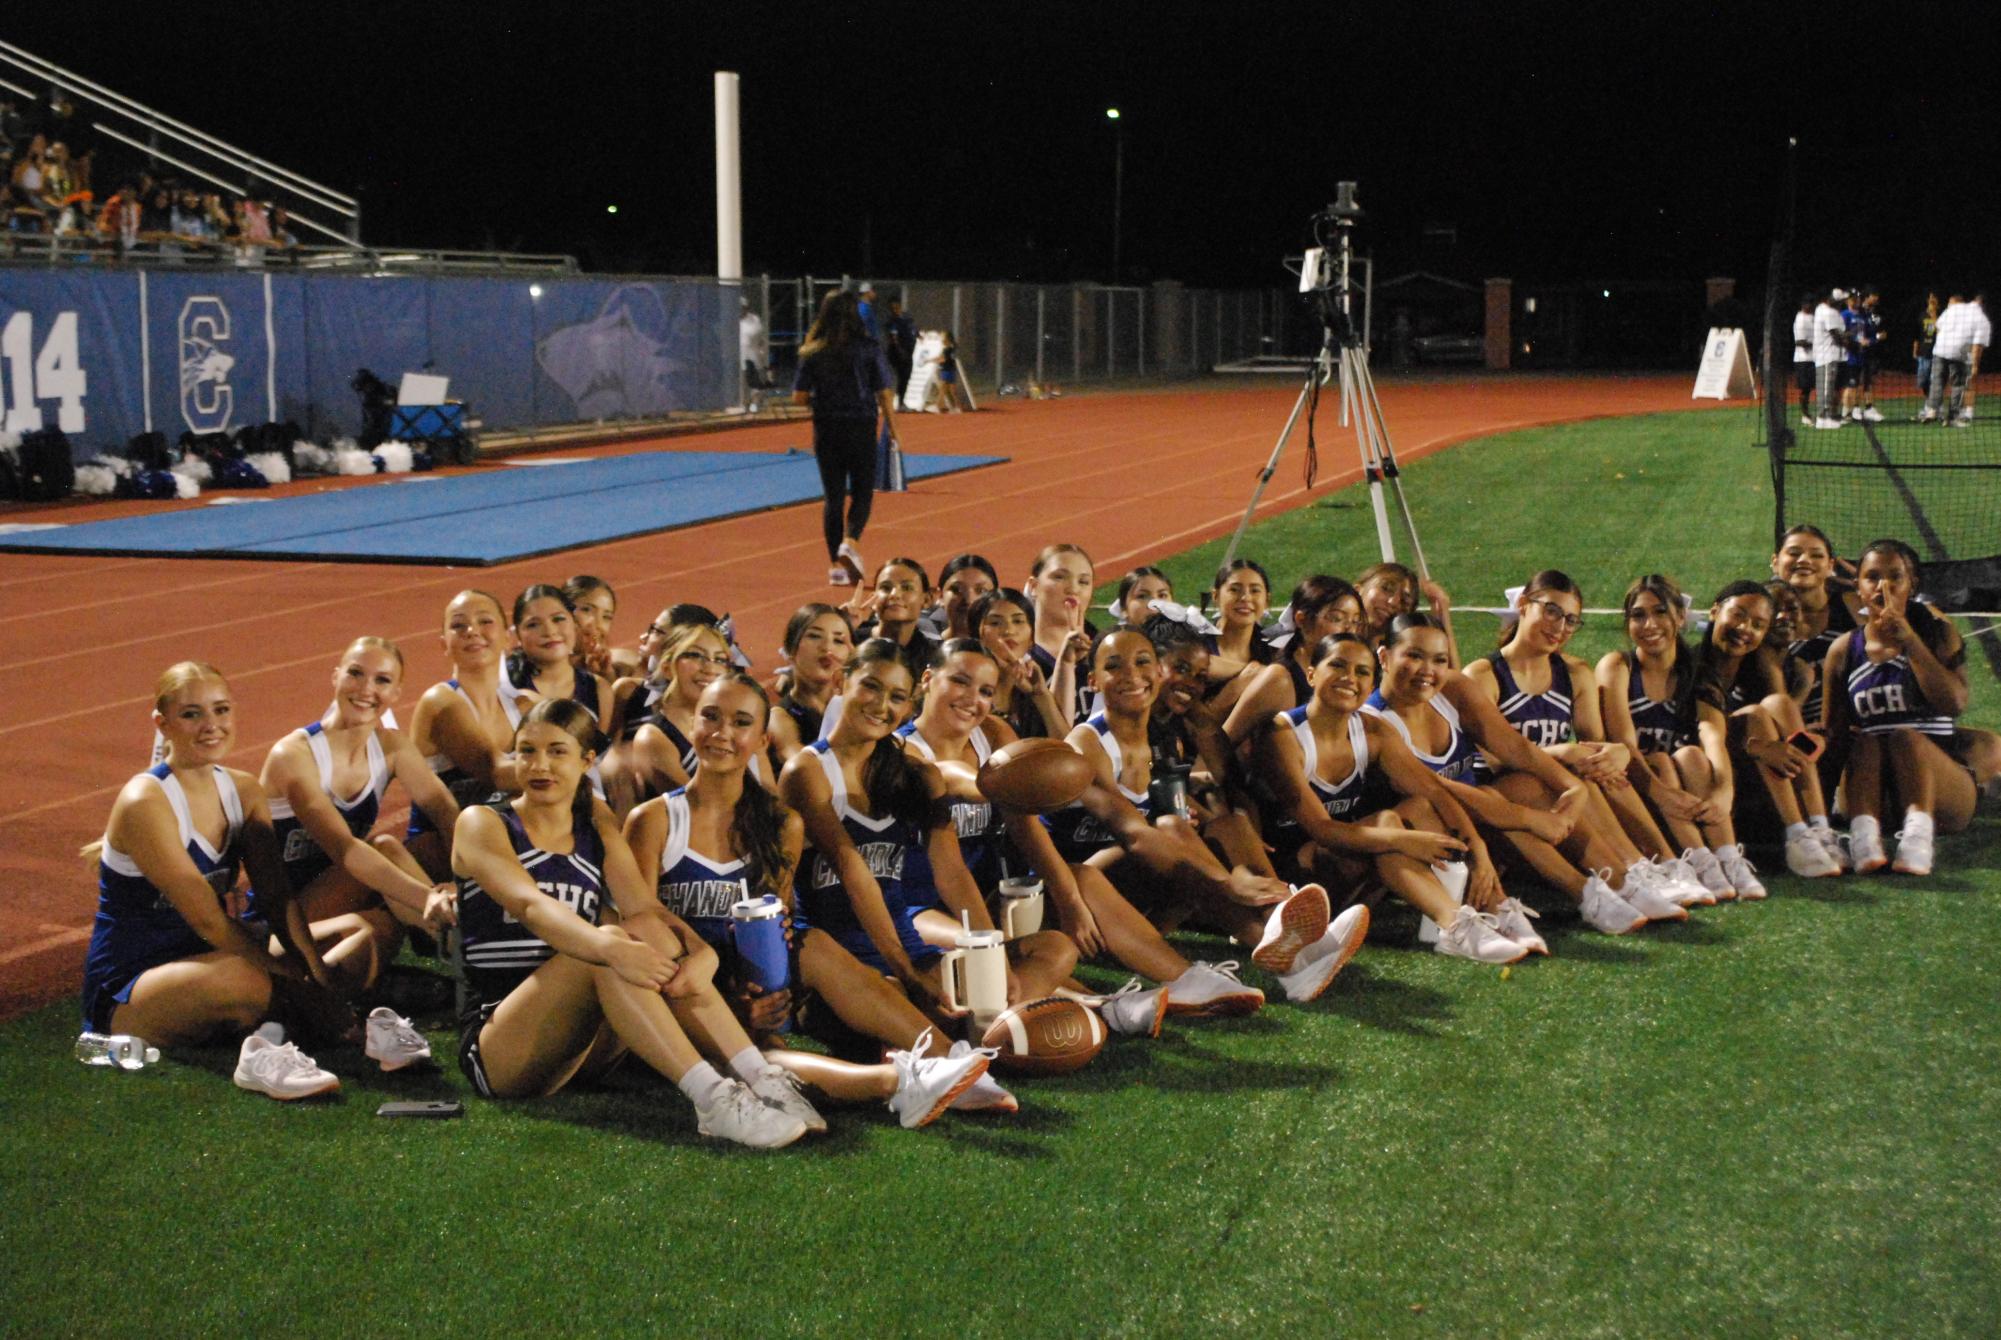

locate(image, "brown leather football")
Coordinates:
977 737 1094 812
980 997 1107 1075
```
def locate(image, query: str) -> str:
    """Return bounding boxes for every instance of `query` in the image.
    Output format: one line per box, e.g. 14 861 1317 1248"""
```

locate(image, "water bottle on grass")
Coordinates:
75 1032 161 1069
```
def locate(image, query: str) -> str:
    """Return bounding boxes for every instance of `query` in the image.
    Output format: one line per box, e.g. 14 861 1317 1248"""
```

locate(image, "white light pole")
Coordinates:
1107 107 1123 284
714 71 742 282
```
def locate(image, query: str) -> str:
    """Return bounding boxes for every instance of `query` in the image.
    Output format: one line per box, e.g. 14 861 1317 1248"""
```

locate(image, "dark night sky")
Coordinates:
9 4 1997 293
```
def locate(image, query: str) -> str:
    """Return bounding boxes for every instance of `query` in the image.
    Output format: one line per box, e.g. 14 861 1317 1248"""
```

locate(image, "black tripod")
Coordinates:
1219 188 1431 586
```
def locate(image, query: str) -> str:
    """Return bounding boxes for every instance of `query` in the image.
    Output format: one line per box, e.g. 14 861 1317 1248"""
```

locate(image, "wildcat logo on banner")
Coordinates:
179 296 236 432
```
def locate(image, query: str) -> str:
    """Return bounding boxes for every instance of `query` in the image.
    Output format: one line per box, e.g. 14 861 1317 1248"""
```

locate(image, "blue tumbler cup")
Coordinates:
730 893 791 1033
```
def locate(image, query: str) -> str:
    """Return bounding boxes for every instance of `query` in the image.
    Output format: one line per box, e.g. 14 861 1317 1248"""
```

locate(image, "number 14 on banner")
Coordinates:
2 311 88 435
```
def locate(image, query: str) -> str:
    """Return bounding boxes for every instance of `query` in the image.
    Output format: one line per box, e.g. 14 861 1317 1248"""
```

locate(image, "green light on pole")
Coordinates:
1106 107 1120 120
607 204 619 215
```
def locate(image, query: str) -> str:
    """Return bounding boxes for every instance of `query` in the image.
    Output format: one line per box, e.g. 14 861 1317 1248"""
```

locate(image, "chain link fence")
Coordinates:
744 275 1293 392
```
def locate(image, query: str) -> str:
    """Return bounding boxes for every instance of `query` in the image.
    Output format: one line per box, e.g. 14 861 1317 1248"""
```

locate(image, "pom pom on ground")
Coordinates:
332 447 377 476
172 455 213 485
74 463 119 496
245 451 292 485
374 442 414 474
291 441 332 474
172 471 200 499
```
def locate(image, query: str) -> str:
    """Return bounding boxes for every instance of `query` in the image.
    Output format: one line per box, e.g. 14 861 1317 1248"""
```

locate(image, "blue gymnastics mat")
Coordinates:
0 449 1003 566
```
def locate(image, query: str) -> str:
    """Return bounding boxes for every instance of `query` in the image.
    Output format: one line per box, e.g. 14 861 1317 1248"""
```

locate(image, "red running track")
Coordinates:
0 372 1726 1017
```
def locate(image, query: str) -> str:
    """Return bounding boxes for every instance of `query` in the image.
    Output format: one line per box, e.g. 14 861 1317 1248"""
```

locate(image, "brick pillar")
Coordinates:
1706 276 1736 308
1484 278 1512 370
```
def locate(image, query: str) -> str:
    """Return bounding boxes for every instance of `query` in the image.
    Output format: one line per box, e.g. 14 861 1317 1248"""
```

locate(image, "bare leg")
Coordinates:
1843 733 1885 822
1072 862 1189 981
473 955 624 1098
1649 754 1708 852
1735 706 1806 827
1888 730 1978 833
110 952 272 1047
1006 930 1079 1001
1671 747 1738 849
1603 775 1677 861
763 1048 896 1102
1372 803 1468 922
796 930 947 1056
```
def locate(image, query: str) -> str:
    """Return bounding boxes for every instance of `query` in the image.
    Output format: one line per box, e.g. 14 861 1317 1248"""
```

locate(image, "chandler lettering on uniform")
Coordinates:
661 878 746 921
811 842 904 889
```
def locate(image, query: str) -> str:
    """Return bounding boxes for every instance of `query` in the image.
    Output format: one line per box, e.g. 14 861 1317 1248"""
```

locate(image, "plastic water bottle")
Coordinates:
74 1032 161 1070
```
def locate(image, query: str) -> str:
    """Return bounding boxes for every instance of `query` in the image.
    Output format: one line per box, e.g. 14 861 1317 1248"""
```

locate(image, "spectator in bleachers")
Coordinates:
97 181 142 251
138 185 173 244
236 198 272 245
268 204 299 249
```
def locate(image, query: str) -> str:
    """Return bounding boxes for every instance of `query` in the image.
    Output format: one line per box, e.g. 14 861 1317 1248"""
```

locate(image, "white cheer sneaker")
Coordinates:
749 1067 828 1134
946 1039 1018 1114
363 1007 432 1072
1435 908 1528 965
1580 872 1648 934
234 1034 341 1101
696 1078 808 1149
1163 961 1265 1017
1785 830 1842 878
1097 980 1170 1038
1250 883 1332 977
886 1029 992 1129
1277 905 1370 1003
1491 898 1548 955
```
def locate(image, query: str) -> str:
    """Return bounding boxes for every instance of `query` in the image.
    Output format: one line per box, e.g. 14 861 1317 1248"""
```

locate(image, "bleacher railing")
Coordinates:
0 39 362 246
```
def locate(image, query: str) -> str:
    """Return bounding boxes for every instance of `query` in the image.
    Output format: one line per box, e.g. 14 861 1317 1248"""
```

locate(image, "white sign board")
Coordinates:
399 372 451 406
902 333 945 411
1692 327 1755 400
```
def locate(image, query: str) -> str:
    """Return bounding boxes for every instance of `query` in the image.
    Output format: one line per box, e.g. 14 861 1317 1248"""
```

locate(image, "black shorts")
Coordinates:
1794 362 1815 392
457 1001 501 1098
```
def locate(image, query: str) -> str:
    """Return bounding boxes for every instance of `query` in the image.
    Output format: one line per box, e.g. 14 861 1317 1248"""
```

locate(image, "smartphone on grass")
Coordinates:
377 1100 464 1119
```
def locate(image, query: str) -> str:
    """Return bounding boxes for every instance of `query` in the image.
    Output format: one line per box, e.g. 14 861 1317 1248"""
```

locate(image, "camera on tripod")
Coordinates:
1296 181 1364 344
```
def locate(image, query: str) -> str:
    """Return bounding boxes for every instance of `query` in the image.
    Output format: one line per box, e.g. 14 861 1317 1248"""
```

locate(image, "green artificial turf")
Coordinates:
3 409 1996 1337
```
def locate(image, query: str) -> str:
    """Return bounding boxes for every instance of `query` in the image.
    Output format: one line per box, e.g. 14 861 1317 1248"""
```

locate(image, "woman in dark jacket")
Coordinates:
792 289 900 588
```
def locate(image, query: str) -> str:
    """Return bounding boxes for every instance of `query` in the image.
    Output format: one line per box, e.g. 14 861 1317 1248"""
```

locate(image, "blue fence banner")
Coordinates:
0 269 737 450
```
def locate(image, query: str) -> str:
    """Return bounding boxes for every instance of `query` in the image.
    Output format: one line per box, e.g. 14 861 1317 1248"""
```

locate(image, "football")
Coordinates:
978 737 1094 812
980 997 1106 1075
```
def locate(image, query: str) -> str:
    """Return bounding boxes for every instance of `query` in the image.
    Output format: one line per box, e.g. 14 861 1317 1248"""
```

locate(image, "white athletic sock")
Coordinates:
1903 806 1934 836
1850 815 1880 841
1714 843 1741 861
676 1060 729 1109
726 1046 769 1083
1785 821 1810 842
253 1021 286 1046
1808 814 1832 831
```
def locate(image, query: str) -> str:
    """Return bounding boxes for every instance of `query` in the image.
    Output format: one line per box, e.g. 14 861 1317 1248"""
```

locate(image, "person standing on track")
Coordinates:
1812 287 1850 430
793 289 899 589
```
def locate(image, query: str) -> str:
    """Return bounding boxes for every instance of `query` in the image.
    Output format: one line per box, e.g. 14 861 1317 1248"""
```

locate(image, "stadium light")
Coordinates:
1107 109 1125 282
529 284 543 299
607 204 619 214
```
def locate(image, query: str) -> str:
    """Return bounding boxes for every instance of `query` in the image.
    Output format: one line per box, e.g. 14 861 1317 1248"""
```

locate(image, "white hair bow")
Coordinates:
1147 598 1220 636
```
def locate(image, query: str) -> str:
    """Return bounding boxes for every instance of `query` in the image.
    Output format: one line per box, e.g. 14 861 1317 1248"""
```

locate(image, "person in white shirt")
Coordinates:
1923 293 1982 426
1811 287 1849 429
1962 293 1990 424
739 301 772 412
1791 295 1816 425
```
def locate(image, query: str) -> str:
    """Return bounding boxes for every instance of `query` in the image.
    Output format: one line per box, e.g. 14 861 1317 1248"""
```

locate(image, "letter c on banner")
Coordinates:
178 296 235 433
